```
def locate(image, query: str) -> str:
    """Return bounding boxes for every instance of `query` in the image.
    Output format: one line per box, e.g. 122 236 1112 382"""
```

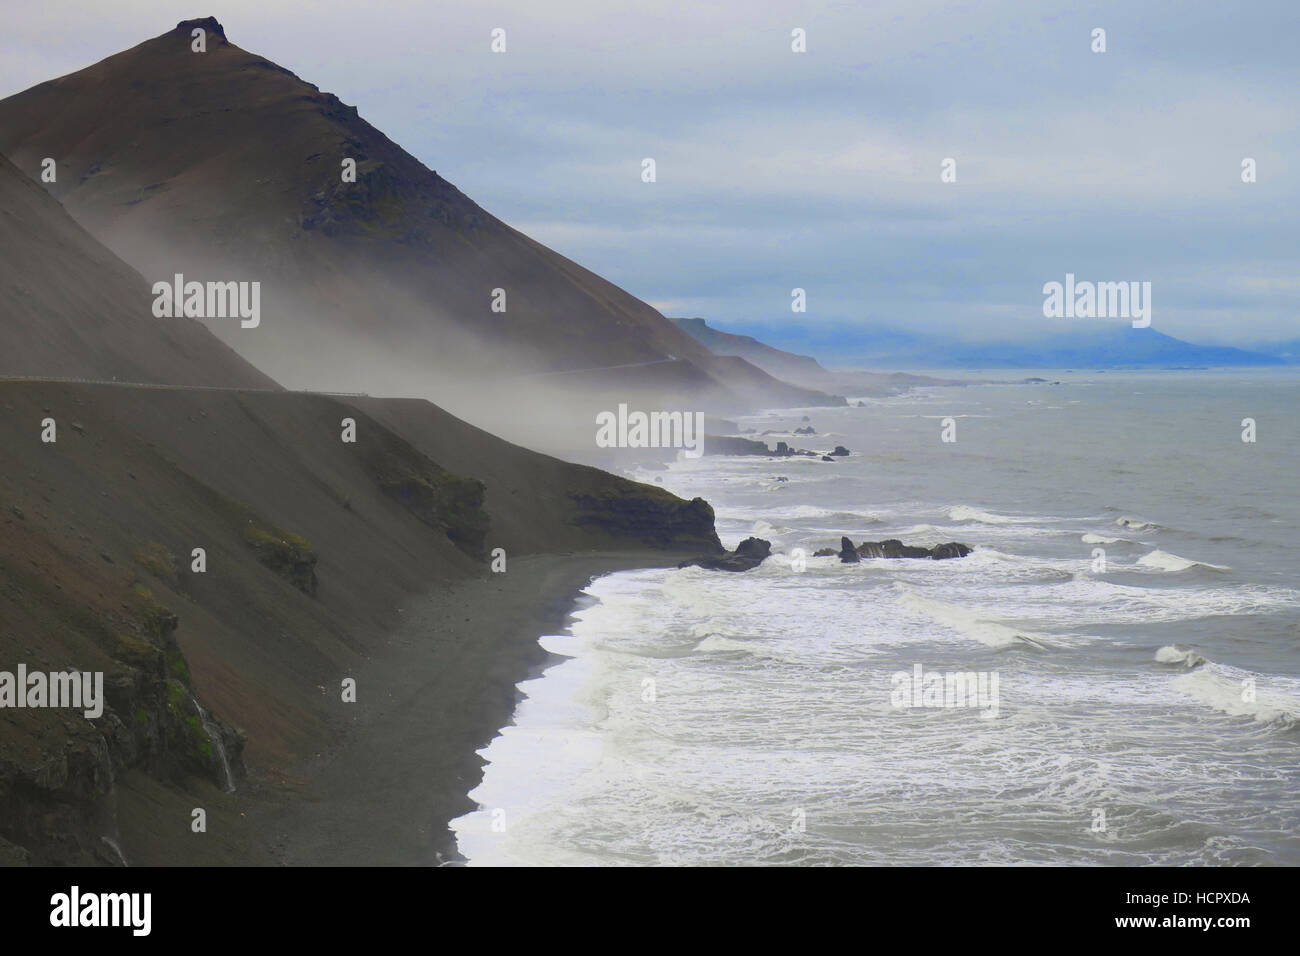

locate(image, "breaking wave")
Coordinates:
947 505 1028 525
1137 550 1229 573
1155 645 1207 669
1116 516 1162 532
895 584 1048 649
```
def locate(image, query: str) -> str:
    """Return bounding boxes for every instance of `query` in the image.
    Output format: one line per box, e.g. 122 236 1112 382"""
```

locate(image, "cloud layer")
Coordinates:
3 0 1296 344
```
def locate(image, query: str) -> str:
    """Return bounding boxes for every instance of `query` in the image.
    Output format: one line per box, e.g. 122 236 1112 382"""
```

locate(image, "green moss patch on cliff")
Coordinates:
0 538 237 863
131 541 177 581
241 524 318 595
173 477 320 596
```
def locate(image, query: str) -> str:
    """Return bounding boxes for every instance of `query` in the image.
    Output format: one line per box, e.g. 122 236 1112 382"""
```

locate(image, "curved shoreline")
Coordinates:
250 551 693 866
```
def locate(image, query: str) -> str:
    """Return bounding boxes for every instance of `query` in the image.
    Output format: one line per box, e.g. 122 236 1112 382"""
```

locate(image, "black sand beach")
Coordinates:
252 552 689 866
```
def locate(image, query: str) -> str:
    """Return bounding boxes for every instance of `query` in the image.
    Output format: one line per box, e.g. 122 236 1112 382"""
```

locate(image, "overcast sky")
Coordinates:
3 1 1297 346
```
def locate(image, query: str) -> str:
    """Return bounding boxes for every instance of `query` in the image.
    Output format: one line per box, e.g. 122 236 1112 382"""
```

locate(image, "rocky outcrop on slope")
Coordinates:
569 489 721 553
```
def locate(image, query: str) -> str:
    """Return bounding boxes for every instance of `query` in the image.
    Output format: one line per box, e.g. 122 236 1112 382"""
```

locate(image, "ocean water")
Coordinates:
452 370 1300 865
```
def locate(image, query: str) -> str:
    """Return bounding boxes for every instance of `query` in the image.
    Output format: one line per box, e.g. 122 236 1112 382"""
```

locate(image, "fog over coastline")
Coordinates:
1 0 1298 891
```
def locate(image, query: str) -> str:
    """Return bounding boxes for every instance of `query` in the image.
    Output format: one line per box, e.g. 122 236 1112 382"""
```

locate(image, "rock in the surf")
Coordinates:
816 538 974 560
678 536 772 572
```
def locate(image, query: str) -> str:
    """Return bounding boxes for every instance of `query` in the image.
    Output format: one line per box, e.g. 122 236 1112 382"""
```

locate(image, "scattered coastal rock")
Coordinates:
793 426 816 435
930 542 974 560
704 434 849 459
858 539 929 558
821 456 834 462
816 537 973 561
678 536 772 572
704 434 772 456
774 442 824 458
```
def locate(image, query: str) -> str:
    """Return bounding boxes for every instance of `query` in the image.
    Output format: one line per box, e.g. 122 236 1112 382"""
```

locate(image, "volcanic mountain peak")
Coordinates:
0 20 844 419
175 16 227 42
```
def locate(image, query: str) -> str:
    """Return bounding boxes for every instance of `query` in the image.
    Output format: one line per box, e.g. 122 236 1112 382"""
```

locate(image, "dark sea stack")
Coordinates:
813 548 836 557
851 539 973 560
859 539 931 559
931 542 973 560
830 446 850 456
794 426 816 435
839 536 861 563
703 436 816 458
821 455 835 462
678 537 772 572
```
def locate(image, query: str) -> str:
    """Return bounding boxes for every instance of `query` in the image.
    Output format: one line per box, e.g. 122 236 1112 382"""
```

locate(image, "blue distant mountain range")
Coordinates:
678 319 1291 371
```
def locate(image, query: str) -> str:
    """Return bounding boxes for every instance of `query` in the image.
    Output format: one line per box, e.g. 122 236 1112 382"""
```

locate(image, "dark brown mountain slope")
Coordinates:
0 381 720 864
0 86 726 864
0 17 840 415
0 152 275 388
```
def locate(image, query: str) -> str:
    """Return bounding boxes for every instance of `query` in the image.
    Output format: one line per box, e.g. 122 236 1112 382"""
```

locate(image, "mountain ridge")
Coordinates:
0 18 842 421
718 322 1286 370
